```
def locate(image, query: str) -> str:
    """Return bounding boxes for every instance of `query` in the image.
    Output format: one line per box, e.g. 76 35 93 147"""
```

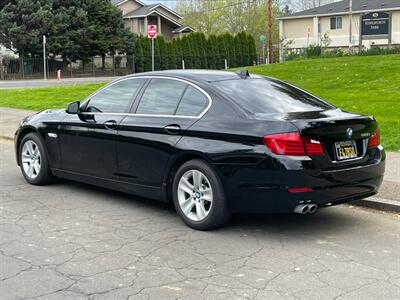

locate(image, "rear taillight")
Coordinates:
368 128 380 148
302 137 324 155
263 132 324 156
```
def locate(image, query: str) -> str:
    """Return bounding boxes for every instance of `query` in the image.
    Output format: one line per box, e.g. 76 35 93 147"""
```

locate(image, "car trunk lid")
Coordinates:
288 109 377 169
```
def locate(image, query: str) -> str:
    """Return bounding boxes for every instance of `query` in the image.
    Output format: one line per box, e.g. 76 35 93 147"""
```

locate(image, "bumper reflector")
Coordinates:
288 187 313 193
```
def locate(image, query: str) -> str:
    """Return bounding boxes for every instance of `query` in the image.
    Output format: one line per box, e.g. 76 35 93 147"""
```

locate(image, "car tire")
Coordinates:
172 159 231 230
19 133 54 185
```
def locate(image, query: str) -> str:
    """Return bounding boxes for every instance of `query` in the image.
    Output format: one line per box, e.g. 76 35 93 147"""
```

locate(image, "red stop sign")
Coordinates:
147 25 158 39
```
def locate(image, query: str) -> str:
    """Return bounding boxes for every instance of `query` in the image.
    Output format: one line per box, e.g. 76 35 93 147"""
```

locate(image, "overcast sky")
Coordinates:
145 0 176 8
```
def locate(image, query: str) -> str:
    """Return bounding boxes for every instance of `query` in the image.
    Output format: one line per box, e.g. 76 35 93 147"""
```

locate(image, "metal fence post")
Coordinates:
182 60 185 70
0 54 4 80
112 55 115 76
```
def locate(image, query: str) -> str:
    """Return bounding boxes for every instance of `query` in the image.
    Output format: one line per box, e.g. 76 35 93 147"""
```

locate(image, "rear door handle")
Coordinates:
104 120 117 130
164 124 181 134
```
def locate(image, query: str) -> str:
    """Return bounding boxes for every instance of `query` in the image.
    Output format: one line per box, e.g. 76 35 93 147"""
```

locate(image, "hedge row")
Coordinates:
133 32 257 72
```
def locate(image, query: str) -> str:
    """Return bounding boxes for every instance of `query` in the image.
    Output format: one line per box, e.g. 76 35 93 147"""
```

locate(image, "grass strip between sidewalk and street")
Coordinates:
0 82 106 110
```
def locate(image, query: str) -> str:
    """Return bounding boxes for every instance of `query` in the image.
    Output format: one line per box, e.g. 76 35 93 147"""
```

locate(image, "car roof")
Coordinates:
125 69 264 83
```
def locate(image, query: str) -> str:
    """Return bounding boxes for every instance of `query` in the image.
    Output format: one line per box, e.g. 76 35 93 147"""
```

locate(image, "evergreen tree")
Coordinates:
141 36 152 72
247 33 257 66
135 36 145 73
158 36 168 70
217 34 227 69
198 33 208 69
207 35 217 69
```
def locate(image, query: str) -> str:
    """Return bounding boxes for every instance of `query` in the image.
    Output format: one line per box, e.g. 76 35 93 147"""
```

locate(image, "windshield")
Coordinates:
213 78 334 114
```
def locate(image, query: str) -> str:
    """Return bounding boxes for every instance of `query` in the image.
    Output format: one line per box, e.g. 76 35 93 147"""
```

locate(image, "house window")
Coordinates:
330 16 342 30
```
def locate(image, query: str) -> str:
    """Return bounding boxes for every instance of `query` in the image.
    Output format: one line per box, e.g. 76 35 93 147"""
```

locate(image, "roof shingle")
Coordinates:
282 0 400 19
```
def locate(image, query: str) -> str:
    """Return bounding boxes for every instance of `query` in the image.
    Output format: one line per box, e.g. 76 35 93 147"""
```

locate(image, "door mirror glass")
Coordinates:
66 101 80 114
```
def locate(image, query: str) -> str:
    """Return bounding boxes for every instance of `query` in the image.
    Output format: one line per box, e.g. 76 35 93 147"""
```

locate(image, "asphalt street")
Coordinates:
0 77 117 89
0 140 399 300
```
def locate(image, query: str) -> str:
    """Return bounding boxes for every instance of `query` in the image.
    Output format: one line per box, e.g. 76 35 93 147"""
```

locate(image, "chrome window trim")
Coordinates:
81 75 212 119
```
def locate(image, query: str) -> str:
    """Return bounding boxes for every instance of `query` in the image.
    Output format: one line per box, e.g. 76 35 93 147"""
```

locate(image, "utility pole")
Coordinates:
349 0 353 52
267 0 273 64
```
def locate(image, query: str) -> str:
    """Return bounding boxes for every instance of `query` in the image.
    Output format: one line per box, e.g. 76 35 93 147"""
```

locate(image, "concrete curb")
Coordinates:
352 197 400 213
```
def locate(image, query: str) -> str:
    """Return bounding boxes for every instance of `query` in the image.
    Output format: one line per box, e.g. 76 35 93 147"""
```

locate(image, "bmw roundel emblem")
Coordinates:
346 128 353 138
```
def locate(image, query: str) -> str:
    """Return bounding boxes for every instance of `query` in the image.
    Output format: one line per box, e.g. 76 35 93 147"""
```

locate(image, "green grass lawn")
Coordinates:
0 82 107 111
0 55 399 150
245 54 400 151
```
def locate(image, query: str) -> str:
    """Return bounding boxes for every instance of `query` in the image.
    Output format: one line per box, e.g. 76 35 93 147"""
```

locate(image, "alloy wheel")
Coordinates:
177 169 213 221
21 140 41 179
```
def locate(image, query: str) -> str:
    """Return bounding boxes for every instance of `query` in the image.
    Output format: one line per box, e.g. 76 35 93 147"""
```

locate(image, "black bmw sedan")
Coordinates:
15 70 385 230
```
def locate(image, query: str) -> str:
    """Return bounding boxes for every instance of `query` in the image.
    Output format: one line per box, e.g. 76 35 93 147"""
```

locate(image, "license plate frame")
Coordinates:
334 140 358 161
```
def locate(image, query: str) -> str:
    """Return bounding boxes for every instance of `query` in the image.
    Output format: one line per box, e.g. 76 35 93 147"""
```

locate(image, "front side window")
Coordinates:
136 79 187 115
176 86 209 116
85 78 145 113
330 16 342 30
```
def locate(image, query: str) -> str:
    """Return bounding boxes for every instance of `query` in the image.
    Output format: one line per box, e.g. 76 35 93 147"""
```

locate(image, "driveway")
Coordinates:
0 140 399 299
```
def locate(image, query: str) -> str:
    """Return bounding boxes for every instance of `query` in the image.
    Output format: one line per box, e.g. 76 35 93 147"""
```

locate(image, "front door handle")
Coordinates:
164 124 181 134
104 120 117 130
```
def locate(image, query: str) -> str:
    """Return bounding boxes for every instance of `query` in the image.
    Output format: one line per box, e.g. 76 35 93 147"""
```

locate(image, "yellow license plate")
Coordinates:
335 141 358 160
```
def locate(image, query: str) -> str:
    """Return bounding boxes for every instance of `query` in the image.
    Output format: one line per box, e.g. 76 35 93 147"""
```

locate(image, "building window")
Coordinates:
330 16 342 30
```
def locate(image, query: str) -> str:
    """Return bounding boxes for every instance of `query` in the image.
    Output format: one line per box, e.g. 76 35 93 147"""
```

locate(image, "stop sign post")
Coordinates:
147 25 158 71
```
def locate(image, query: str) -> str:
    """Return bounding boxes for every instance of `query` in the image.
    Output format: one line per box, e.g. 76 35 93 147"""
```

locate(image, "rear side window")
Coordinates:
136 79 187 115
176 86 209 116
85 78 145 113
213 78 333 114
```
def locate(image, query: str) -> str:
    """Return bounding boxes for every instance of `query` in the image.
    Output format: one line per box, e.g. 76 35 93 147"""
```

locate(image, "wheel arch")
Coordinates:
16 126 43 166
164 152 215 203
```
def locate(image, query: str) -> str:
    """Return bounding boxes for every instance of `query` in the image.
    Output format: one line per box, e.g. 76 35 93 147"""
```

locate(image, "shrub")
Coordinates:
304 45 322 58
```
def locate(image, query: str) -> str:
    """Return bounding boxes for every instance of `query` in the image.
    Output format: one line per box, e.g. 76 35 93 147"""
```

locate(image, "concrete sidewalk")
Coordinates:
0 76 117 89
1 107 399 211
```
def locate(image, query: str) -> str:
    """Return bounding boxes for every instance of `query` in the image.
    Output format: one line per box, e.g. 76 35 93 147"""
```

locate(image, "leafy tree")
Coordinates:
0 0 131 75
175 0 282 55
0 0 53 76
80 0 131 66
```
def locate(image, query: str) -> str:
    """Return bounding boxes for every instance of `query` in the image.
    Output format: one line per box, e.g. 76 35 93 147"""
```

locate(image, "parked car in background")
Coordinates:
15 70 385 230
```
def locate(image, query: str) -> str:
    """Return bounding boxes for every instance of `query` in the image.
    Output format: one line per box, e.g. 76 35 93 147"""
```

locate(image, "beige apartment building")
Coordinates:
112 0 195 39
279 0 400 59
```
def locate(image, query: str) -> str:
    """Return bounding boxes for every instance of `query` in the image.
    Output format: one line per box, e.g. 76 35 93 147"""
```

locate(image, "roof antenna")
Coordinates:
237 69 250 79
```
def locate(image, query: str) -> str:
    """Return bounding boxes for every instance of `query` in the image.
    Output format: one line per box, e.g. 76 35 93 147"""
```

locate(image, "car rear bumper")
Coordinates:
216 148 386 213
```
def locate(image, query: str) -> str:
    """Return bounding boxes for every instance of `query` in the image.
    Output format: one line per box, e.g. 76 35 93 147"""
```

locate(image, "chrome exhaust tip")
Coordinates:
308 204 318 214
294 204 310 214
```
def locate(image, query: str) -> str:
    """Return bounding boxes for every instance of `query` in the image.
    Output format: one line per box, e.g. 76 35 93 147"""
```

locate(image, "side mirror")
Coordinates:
66 101 80 114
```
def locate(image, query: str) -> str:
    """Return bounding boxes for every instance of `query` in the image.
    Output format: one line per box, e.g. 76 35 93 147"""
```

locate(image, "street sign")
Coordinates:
147 25 158 39
259 34 267 42
147 25 158 71
359 11 392 51
361 12 390 38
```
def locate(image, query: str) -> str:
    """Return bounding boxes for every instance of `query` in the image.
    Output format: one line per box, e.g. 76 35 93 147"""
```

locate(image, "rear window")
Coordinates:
213 78 334 114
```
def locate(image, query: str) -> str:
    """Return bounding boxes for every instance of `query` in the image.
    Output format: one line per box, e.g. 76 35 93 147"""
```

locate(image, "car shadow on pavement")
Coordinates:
55 178 362 236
